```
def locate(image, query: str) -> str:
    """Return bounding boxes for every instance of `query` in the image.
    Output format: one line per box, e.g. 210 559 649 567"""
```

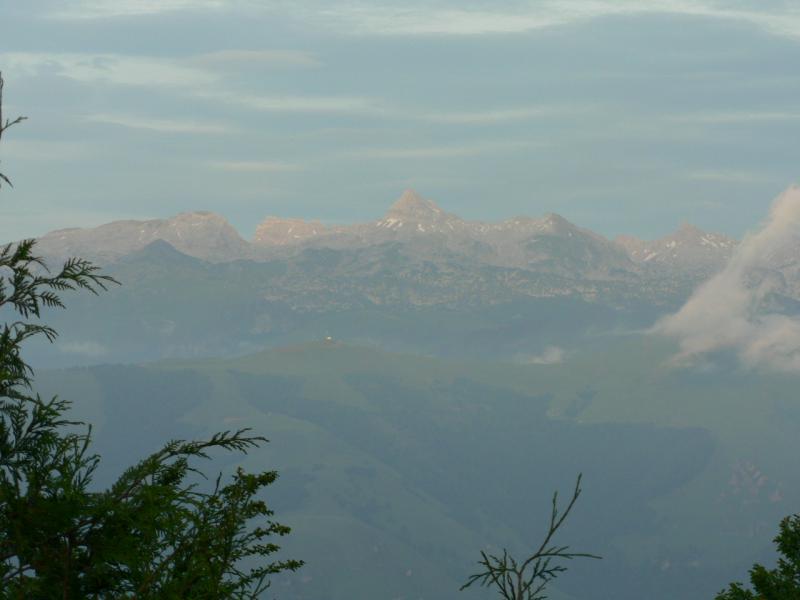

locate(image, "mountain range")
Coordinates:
35 190 736 287
21 190 755 367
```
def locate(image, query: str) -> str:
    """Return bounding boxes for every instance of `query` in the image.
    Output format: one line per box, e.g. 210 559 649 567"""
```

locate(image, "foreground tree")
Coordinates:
461 474 600 600
0 72 302 598
0 72 26 188
715 515 800 600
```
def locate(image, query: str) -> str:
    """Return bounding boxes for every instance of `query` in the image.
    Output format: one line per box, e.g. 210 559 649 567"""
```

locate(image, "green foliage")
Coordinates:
0 239 115 397
461 474 600 600
0 385 302 597
0 76 301 598
715 515 800 600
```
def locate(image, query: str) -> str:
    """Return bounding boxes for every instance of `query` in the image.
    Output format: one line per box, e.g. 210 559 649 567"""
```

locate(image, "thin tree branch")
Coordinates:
0 71 28 189
461 474 601 600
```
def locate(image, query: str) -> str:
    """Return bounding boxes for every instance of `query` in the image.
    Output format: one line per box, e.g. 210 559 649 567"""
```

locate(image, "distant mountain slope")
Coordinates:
35 211 252 263
32 339 800 600
25 237 665 368
254 216 327 246
616 222 737 277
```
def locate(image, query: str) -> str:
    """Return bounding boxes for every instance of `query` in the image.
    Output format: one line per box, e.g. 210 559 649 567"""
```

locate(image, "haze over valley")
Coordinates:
4 2 800 599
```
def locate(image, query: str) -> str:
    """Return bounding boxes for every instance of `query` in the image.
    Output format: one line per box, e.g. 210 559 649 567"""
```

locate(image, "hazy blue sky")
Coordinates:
1 1 799 241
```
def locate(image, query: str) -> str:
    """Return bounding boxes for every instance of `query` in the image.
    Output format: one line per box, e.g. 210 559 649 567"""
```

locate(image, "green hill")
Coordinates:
33 339 800 599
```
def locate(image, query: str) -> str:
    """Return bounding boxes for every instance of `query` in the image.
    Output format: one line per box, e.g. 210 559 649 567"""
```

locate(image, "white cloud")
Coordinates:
192 49 321 68
208 160 301 172
655 186 800 372
200 90 382 114
318 5 573 36
0 52 217 88
301 1 800 40
41 1 800 41
669 110 800 124
0 49 319 96
341 140 540 159
48 0 229 19
1 52 383 117
686 169 773 184
85 113 235 134
206 94 587 122
422 106 572 124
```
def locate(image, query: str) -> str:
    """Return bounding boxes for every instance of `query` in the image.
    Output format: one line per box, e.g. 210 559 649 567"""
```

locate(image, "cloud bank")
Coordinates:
85 113 235 134
41 1 800 42
276 1 800 40
655 185 800 371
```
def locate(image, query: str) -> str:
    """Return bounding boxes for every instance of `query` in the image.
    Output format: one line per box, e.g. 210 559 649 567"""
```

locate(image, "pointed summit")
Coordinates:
540 212 575 232
676 221 704 237
376 190 464 233
385 189 444 220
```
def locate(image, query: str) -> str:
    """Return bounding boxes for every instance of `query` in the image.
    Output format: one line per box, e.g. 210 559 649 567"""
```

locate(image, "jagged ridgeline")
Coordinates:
22 190 740 367
35 189 736 278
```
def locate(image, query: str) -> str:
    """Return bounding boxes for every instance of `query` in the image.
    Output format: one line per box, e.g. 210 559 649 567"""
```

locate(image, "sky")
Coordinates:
1 0 799 242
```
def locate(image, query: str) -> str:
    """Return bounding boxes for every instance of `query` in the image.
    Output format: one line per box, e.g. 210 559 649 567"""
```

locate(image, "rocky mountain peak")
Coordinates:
539 212 576 233
254 217 326 245
676 221 705 237
385 190 444 220
377 190 464 233
669 222 736 249
617 222 737 274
